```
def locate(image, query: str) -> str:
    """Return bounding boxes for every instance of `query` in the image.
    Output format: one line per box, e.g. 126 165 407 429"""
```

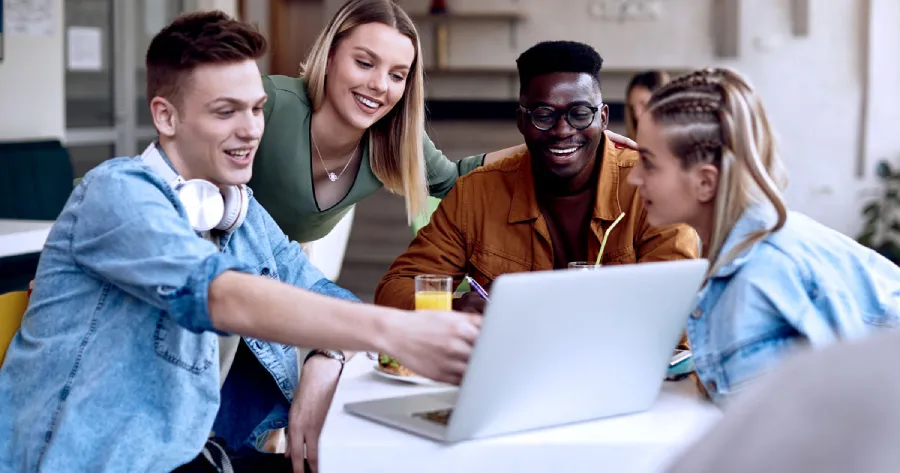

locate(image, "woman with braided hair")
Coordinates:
628 67 900 405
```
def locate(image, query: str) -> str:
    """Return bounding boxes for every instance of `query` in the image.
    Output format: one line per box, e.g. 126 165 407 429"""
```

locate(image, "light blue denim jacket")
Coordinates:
689 205 900 405
0 155 358 472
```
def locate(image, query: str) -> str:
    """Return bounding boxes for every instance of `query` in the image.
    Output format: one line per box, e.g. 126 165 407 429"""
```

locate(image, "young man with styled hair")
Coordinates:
0 11 480 473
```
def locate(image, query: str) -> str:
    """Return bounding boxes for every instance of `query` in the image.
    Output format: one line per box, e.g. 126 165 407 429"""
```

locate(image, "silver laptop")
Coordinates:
345 258 709 443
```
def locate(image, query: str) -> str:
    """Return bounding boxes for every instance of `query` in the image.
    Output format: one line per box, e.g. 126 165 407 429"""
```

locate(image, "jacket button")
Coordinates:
691 307 703 319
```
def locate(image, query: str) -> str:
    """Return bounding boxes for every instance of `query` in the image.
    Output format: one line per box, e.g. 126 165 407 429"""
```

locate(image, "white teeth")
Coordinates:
354 94 379 109
226 150 250 157
550 147 578 155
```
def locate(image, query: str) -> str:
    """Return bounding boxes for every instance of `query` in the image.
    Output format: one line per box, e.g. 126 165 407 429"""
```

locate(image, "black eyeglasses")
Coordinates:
518 104 601 131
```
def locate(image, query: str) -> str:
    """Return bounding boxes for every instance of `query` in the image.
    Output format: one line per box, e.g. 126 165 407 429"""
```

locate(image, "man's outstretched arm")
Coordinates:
70 165 480 385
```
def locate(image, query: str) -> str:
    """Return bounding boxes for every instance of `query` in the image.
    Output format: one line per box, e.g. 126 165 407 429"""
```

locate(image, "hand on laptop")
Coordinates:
453 292 488 314
385 311 481 385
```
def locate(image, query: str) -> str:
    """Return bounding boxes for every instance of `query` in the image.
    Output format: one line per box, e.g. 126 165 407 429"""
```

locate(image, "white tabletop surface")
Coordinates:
0 220 54 258
320 356 723 473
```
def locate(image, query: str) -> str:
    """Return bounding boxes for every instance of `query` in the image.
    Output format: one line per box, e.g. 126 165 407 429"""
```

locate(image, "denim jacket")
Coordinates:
0 156 357 472
689 205 900 405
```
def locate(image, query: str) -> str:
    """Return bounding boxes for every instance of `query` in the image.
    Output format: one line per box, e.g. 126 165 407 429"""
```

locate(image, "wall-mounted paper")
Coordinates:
5 0 55 37
67 26 103 71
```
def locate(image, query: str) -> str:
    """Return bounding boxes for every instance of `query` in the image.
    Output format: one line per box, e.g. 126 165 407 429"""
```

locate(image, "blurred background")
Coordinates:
1 0 899 301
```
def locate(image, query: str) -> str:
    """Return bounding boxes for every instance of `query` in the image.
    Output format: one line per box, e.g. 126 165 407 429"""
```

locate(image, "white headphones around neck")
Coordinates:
140 143 249 233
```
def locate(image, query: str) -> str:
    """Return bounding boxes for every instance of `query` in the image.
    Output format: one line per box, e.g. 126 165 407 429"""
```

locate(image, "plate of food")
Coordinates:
373 353 445 386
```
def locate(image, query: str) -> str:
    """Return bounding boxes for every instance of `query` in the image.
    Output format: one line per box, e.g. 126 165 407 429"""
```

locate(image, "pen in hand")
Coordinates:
464 275 491 303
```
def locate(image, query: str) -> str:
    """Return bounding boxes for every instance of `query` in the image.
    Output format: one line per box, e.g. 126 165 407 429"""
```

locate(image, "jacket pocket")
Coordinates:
468 244 530 287
717 327 800 393
153 311 216 375
598 246 636 265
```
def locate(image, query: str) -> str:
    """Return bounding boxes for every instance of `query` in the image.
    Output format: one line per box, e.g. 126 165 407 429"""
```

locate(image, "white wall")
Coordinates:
0 0 65 141
713 0 899 237
714 0 869 236
195 0 238 17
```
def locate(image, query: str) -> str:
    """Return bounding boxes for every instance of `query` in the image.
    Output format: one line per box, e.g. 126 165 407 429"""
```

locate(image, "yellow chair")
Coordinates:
0 291 29 367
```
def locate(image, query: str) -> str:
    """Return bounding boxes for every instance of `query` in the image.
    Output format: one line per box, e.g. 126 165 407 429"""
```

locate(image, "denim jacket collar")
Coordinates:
710 204 779 279
142 143 255 251
143 141 256 199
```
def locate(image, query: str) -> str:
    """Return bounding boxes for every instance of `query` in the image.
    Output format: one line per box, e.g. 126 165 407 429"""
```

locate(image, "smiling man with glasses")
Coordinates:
375 41 699 314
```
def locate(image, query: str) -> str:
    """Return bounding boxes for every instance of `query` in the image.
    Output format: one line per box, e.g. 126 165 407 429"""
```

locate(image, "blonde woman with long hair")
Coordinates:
248 0 632 244
245 0 641 463
627 68 900 405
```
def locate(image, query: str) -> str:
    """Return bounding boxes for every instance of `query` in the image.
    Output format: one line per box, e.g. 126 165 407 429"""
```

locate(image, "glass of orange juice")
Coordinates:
415 274 452 310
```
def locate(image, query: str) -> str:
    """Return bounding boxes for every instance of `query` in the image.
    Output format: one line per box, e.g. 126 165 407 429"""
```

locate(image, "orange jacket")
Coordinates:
375 134 700 309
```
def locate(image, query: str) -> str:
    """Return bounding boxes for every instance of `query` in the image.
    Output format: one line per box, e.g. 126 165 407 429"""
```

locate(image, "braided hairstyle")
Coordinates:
646 68 788 274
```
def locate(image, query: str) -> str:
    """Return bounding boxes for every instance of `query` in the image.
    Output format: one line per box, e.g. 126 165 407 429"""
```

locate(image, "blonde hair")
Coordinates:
301 0 427 221
625 70 670 139
646 68 788 275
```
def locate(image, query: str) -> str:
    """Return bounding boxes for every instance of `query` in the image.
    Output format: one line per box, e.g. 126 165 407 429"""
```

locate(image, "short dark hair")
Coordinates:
146 10 268 106
515 41 603 94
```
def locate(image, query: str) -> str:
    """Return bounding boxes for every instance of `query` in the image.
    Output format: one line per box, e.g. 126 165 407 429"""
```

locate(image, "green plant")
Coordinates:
858 160 900 264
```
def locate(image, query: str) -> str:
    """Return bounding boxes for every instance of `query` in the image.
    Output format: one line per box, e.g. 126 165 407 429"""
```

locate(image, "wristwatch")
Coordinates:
304 349 346 367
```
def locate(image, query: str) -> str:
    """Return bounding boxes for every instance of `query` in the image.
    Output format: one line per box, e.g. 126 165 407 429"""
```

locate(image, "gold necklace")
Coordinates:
312 133 360 182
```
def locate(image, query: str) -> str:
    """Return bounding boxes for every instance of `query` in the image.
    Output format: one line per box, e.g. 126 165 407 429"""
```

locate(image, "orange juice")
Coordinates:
415 290 452 311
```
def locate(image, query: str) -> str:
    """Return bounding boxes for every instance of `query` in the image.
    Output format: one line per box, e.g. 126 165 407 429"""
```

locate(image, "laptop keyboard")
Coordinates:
413 408 454 425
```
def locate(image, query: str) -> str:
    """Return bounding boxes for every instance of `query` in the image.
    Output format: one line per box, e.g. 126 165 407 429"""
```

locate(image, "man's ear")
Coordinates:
598 103 610 130
150 97 178 139
692 163 720 204
516 107 527 135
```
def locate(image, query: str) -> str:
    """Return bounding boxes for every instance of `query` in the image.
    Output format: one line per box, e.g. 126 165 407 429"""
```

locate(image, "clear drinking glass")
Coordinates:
414 274 453 311
568 261 603 270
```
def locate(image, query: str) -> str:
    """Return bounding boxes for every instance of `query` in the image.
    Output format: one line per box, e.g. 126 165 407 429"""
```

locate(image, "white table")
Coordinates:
0 220 54 258
320 357 723 473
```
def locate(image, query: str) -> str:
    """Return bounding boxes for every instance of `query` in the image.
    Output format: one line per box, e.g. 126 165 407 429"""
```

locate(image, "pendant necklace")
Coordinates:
312 133 360 182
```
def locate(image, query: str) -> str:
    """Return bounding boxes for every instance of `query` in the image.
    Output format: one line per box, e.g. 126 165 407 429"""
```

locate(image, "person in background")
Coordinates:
627 67 900 406
375 41 698 314
0 12 480 473
249 0 635 249
625 69 670 139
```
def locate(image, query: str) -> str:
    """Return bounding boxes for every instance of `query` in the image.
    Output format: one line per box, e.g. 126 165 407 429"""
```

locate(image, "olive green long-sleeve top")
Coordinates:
248 75 485 243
